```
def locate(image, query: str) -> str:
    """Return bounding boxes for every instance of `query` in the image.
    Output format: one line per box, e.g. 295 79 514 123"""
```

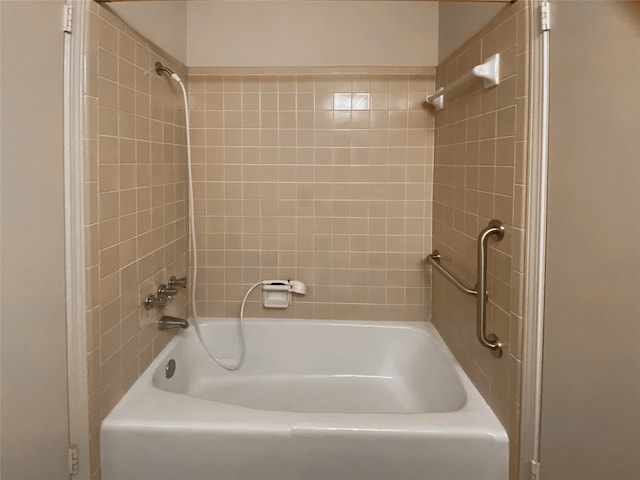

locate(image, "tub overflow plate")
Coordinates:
165 359 176 379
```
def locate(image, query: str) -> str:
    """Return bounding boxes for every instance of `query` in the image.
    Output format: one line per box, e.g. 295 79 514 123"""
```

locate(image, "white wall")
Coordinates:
101 1 511 68
104 1 442 67
0 1 70 478
109 1 187 64
187 1 438 66
438 2 505 62
540 1 640 478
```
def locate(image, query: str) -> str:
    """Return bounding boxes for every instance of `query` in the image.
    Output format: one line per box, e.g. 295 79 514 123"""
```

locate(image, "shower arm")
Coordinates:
155 61 174 77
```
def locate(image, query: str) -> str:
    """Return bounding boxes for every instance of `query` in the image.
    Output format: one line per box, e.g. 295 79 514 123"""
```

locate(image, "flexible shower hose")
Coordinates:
171 71 250 371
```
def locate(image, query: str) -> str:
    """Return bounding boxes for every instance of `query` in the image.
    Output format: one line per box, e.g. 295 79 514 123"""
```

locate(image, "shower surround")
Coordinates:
84 5 436 472
85 1 530 479
432 2 529 478
187 67 435 321
84 3 189 478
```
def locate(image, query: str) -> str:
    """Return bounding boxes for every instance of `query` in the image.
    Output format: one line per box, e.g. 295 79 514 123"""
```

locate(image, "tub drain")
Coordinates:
165 359 176 379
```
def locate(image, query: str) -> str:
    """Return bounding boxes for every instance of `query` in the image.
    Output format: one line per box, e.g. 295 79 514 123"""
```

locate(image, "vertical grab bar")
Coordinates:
426 219 505 358
476 220 504 358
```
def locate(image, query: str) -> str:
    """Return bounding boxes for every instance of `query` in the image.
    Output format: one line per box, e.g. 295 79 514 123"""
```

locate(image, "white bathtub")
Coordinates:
101 319 508 480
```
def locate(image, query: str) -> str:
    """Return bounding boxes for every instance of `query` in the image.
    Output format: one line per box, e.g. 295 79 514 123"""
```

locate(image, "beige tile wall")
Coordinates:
84 3 189 478
431 3 529 479
82 4 529 479
187 67 435 322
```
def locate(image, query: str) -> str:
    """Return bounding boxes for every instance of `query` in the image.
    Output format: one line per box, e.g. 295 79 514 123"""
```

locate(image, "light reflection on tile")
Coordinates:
352 93 371 111
333 92 351 111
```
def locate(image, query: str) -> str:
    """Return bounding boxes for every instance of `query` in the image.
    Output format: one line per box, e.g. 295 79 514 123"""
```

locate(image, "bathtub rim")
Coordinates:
102 319 508 442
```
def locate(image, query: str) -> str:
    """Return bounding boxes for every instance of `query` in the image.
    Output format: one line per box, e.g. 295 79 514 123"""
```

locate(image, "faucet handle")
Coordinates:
157 284 178 298
168 275 187 289
144 293 168 310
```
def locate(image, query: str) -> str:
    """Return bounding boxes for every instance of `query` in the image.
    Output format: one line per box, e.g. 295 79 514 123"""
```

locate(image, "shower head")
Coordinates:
155 61 175 77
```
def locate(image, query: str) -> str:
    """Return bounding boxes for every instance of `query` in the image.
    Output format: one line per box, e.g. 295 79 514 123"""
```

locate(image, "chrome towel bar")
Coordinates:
426 219 505 358
426 54 500 111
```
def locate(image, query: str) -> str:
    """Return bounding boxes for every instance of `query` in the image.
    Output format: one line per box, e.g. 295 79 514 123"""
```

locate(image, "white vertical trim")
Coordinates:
0 2 3 476
63 1 89 479
519 1 550 478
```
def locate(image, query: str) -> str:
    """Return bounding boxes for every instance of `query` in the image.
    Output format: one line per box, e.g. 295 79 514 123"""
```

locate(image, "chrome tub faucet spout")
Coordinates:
158 315 189 331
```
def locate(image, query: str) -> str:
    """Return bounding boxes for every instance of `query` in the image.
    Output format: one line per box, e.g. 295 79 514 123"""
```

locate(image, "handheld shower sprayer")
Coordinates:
261 279 307 294
286 280 307 295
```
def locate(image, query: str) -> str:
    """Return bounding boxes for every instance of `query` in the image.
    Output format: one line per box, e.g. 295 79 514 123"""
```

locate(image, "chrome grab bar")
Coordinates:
426 251 476 296
476 220 505 357
426 219 505 358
